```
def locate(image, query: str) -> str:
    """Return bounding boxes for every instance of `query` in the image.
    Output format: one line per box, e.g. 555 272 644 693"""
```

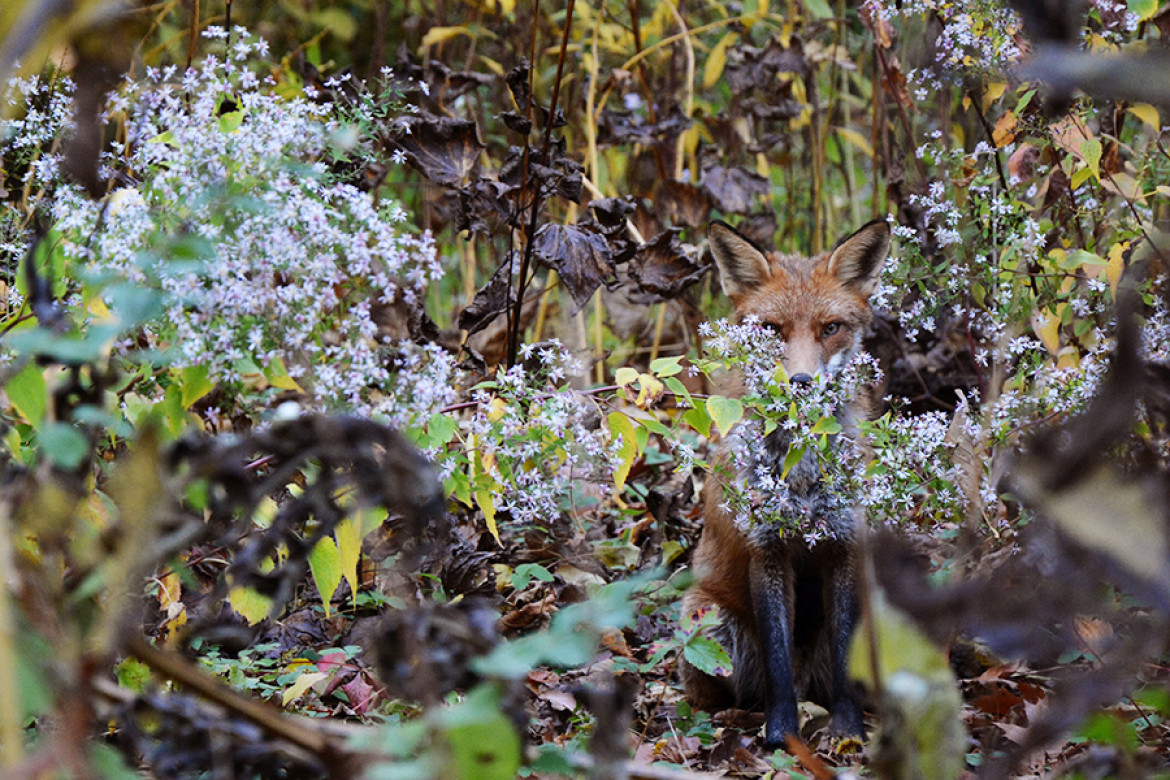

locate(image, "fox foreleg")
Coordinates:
751 549 799 747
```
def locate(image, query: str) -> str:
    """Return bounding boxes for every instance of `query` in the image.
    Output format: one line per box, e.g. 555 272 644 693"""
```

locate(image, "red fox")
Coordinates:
682 218 891 747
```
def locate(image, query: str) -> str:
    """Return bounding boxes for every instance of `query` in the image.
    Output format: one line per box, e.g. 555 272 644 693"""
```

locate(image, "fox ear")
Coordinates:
708 221 772 298
826 218 890 297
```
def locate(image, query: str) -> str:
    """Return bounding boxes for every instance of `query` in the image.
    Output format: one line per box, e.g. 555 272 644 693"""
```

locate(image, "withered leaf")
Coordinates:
700 165 770 215
498 110 532 135
724 37 809 96
657 180 710 227
589 196 636 233
458 255 517 336
597 107 691 146
498 140 583 203
439 179 520 235
629 230 708 300
506 61 531 113
532 224 615 312
392 115 483 186
736 211 779 248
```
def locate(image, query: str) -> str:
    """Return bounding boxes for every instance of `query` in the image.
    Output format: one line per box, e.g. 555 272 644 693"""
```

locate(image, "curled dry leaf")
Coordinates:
597 107 691 146
458 254 517 336
700 165 770 215
392 114 483 186
656 180 710 227
628 230 708 301
532 223 616 312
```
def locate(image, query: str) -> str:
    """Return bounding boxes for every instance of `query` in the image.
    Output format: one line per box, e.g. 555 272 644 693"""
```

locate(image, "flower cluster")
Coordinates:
6 31 445 421
458 341 612 529
696 318 880 543
864 0 1022 78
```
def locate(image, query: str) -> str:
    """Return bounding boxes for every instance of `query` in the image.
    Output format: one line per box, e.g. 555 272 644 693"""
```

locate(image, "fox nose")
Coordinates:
789 372 814 385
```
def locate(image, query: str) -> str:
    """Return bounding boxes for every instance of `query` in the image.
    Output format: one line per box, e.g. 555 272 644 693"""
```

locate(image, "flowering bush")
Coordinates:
4 30 451 424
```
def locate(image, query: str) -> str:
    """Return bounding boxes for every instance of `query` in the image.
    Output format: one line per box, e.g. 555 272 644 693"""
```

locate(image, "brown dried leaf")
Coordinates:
628 230 708 301
458 255 516 336
532 224 615 312
1008 143 1038 181
945 393 982 522
657 180 710 227
700 165 770 215
392 115 483 186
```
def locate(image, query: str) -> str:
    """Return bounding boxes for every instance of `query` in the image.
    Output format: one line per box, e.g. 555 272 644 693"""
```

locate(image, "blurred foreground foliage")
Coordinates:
5 0 1170 778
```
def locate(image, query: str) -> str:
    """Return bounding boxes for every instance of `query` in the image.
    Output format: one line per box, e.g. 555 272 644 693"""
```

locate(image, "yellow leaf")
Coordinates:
228 586 273 625
86 295 112 322
1031 308 1061 356
486 396 508 422
614 367 639 387
703 32 737 89
1056 347 1080 370
1130 102 1160 130
335 516 363 607
477 55 505 76
1107 241 1129 297
282 671 329 706
835 126 873 158
159 571 183 615
475 488 501 545
635 373 665 408
308 536 342 617
263 357 303 392
982 81 1007 112
608 412 638 493
420 26 473 49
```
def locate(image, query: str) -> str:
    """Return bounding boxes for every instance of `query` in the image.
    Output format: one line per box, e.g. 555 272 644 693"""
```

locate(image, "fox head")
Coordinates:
708 219 891 382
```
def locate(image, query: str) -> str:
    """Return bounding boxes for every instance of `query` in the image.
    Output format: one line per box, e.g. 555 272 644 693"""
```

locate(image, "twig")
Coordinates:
784 733 838 780
125 634 337 758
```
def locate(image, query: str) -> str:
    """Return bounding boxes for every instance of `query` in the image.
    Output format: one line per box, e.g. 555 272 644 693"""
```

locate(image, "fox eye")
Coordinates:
761 321 784 336
821 321 843 337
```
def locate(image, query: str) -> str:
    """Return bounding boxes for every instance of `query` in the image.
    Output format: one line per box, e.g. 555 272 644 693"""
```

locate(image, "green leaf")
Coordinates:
39 422 89 469
849 592 965 780
7 362 47 428
649 355 684 378
1080 137 1102 182
512 562 554 590
88 743 141 780
803 0 834 18
178 364 214 408
308 537 343 617
438 685 522 780
426 412 458 448
115 657 152 692
1079 712 1138 750
810 415 843 435
1063 249 1107 270
218 110 245 133
1129 0 1158 21
683 404 713 438
683 636 734 677
706 396 744 437
781 443 805 478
